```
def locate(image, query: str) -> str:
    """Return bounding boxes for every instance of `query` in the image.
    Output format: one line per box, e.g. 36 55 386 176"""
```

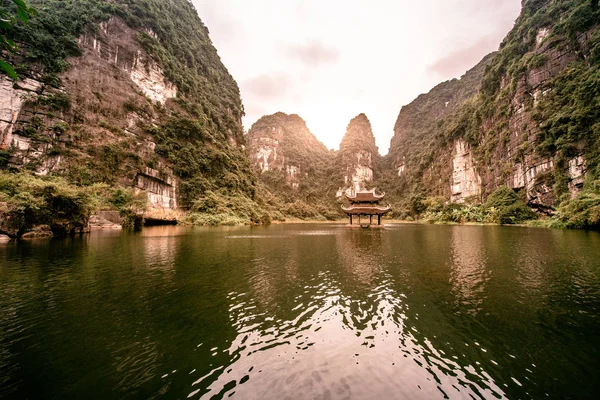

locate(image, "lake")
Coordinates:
0 223 599 399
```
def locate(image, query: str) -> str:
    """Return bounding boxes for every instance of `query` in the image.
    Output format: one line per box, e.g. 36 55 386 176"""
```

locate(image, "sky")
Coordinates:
192 0 522 154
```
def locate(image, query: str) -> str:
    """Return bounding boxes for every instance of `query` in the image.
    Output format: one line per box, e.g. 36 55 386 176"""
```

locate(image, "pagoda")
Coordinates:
342 188 391 227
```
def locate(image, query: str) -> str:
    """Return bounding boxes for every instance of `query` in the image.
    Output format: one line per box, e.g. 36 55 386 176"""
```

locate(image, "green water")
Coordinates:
0 224 599 399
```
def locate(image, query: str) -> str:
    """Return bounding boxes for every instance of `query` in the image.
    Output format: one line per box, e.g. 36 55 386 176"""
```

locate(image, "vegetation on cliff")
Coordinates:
383 0 600 229
416 186 536 225
384 54 496 200
0 170 146 238
0 0 37 78
1 0 264 229
247 113 342 221
339 113 379 159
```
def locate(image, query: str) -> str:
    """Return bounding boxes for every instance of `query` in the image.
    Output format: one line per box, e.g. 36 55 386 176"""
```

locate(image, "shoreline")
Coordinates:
0 217 579 243
270 218 568 229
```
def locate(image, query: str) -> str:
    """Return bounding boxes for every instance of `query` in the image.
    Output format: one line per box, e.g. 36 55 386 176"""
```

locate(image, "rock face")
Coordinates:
89 211 123 229
78 18 177 104
386 0 599 207
0 17 180 213
451 139 482 203
247 112 330 190
339 114 379 193
1 0 253 221
387 54 494 200
0 77 44 150
135 167 177 209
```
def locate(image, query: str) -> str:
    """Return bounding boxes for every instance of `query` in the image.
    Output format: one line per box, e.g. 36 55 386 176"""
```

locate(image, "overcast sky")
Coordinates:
193 0 521 154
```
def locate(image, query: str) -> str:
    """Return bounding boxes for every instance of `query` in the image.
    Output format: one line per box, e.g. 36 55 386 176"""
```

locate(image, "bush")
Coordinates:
491 203 537 224
484 186 537 224
0 171 97 238
283 200 319 220
189 190 269 225
485 186 519 208
556 179 600 229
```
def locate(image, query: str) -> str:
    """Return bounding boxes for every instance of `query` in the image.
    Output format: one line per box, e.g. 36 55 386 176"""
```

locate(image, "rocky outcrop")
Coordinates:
21 225 54 239
386 0 598 208
89 211 123 229
0 77 44 151
253 136 282 173
567 155 586 196
247 113 329 190
134 167 178 209
481 25 595 205
344 150 373 191
1 0 257 224
451 139 481 203
388 54 495 185
78 18 177 104
339 114 379 193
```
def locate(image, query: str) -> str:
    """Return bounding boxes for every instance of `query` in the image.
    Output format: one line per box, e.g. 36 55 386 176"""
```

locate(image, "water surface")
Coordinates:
1 224 599 399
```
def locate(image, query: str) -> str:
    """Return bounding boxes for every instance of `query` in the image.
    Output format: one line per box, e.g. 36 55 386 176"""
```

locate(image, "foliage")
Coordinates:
0 0 37 79
179 189 270 226
247 113 344 222
420 186 537 225
0 170 96 237
535 57 600 200
484 185 519 208
104 186 147 226
151 116 257 204
339 113 379 159
555 179 600 229
0 171 149 237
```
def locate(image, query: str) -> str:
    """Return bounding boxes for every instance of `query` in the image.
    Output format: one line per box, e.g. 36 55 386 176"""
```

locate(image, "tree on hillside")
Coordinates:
0 0 36 79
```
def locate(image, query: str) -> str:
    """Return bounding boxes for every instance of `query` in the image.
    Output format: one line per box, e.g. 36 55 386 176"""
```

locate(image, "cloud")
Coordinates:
427 34 501 79
285 40 340 66
241 73 293 100
427 0 520 80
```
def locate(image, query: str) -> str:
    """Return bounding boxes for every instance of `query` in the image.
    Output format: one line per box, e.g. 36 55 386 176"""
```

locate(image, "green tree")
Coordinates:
0 0 36 79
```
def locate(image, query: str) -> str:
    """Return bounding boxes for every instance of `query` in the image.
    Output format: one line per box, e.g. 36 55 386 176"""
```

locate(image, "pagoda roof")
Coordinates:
345 189 386 203
341 204 391 216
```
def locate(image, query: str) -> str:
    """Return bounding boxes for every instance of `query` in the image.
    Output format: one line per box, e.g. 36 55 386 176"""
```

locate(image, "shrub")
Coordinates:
556 179 600 229
0 171 97 238
491 202 537 224
485 186 519 208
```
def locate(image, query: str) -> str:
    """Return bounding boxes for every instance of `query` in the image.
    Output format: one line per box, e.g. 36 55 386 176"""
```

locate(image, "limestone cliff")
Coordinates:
247 112 386 220
246 112 342 221
386 54 494 202
386 0 600 210
1 0 256 225
338 114 380 193
247 112 329 190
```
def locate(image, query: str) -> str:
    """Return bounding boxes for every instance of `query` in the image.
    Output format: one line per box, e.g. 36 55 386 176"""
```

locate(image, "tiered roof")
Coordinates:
341 188 391 216
345 189 386 203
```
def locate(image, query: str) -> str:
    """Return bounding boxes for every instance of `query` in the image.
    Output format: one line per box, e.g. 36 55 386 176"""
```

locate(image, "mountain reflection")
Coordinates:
1 224 598 400
449 226 489 316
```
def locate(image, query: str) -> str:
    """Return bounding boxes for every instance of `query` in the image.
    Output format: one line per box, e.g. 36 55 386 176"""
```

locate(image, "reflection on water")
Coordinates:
450 226 489 315
1 224 599 399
